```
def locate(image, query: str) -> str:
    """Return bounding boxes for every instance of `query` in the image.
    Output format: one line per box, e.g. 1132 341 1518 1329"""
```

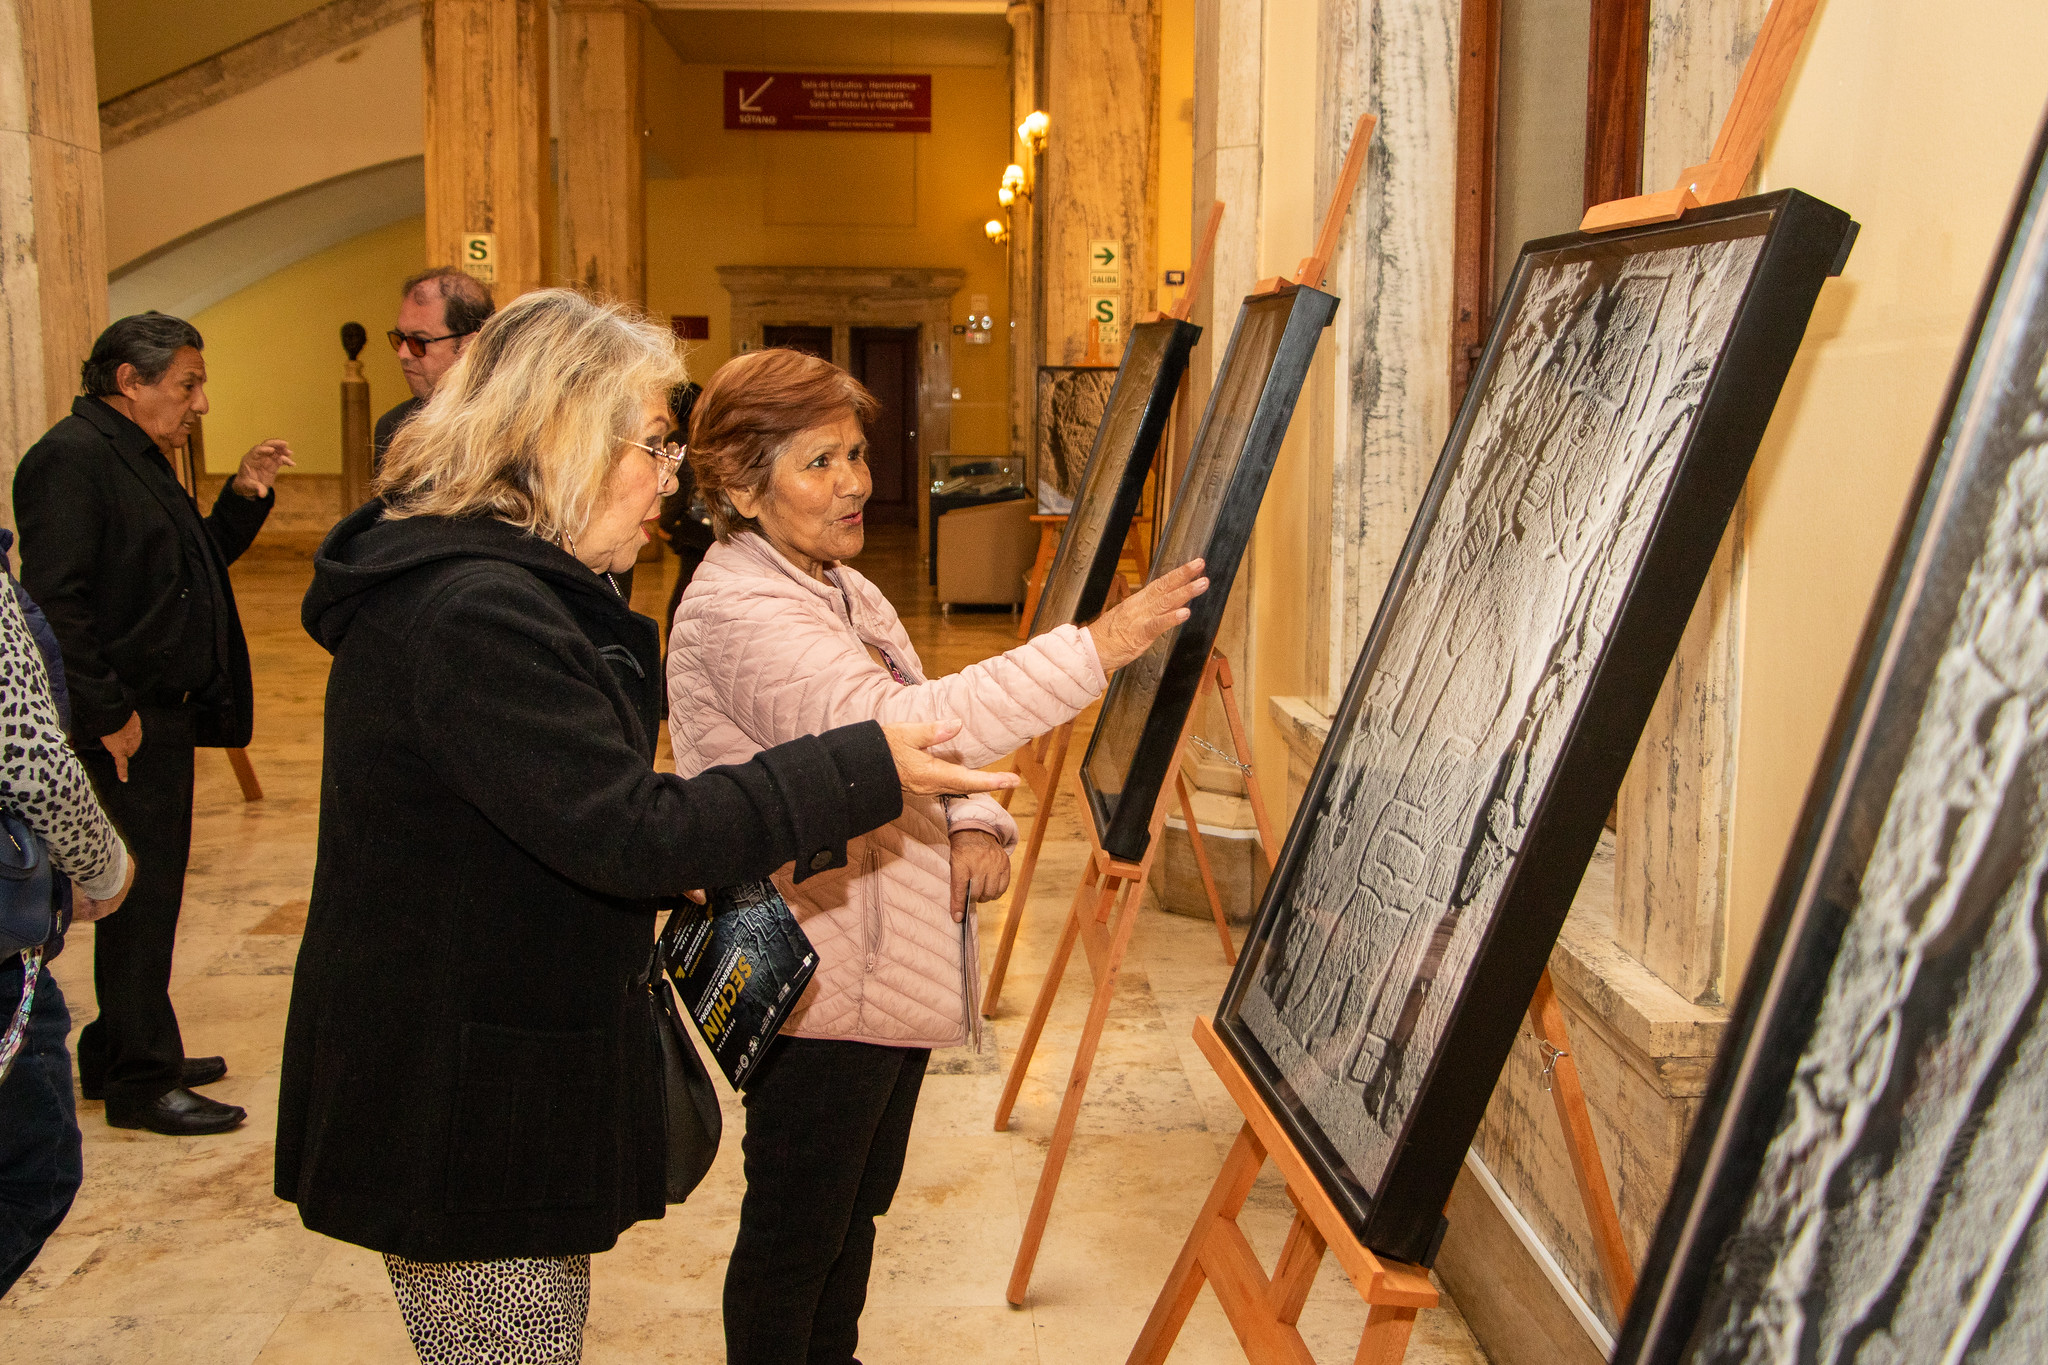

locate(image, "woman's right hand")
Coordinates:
1086 559 1210 672
882 720 1021 797
73 854 137 925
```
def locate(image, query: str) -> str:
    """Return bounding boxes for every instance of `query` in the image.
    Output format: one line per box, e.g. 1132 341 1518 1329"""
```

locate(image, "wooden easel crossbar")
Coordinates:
1129 1016 1439 1365
996 649 1276 1305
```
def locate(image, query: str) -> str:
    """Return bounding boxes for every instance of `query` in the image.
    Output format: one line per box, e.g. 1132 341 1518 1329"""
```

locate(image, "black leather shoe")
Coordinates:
81 1056 228 1101
105 1087 247 1136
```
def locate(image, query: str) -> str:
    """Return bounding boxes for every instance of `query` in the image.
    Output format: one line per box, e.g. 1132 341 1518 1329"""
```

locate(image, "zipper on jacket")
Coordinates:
863 843 881 971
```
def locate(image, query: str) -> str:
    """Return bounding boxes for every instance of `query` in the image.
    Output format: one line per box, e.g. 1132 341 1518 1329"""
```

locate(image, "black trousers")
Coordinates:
75 705 197 1106
724 1038 929 1365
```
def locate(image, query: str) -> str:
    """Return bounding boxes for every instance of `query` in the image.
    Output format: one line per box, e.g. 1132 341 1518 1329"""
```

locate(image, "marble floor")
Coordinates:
0 526 1489 1364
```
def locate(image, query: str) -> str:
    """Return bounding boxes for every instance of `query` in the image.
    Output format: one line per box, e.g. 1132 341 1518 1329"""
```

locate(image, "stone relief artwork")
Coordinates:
1080 287 1337 861
1030 319 1201 637
1616 126 2048 1365
1243 220 1766 1188
1217 191 1858 1265
1035 366 1117 513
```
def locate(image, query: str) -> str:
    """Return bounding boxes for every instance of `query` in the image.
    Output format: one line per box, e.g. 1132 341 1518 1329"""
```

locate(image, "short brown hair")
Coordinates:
688 348 880 539
402 266 496 338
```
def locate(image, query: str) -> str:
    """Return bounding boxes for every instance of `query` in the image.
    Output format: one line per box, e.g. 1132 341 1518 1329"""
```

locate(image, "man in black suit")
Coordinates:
13 312 293 1136
372 266 495 470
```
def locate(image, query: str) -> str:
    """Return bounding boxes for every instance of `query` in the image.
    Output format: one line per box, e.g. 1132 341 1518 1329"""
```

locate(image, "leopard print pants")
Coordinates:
384 1253 591 1364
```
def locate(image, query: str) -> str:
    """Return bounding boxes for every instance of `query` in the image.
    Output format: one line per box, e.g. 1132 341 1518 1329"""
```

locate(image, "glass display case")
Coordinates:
927 455 1030 585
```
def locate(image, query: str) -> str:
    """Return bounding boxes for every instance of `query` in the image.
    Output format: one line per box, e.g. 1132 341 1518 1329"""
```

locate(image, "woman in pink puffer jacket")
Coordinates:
666 348 1204 1365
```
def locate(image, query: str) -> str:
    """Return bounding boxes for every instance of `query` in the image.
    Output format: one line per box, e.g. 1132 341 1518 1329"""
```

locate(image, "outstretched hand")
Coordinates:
881 719 1021 798
1086 559 1209 672
232 438 296 498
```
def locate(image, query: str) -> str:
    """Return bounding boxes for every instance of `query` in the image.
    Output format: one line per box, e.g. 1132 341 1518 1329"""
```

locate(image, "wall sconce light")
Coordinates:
1017 110 1049 155
1001 163 1027 196
985 218 1011 245
997 185 1017 209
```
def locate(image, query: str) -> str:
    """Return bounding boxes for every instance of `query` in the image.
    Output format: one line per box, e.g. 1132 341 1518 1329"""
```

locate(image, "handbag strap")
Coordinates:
0 948 42 1085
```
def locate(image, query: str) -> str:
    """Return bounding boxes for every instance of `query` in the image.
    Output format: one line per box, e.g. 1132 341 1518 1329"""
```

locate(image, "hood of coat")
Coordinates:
304 500 636 653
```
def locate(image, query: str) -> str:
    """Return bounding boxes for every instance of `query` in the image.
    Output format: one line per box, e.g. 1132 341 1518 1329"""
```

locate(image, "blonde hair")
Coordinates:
377 288 685 543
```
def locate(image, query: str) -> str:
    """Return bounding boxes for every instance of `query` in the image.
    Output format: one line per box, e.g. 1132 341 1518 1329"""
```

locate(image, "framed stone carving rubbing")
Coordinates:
1215 190 1858 1268
1029 317 1202 637
1078 284 1339 863
1035 365 1117 513
1614 122 2048 1365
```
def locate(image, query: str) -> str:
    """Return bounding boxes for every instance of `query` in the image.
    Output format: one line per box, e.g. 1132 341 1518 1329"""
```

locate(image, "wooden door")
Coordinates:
762 324 832 358
849 326 919 526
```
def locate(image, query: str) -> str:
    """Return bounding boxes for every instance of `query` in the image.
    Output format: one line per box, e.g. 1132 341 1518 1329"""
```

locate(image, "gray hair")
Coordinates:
81 312 204 397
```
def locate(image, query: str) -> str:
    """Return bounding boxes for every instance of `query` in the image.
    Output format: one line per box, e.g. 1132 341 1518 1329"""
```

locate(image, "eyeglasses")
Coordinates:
386 328 475 358
627 438 687 491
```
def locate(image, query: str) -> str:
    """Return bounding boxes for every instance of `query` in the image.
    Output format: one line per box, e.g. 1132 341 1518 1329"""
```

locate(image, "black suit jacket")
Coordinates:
13 397 273 748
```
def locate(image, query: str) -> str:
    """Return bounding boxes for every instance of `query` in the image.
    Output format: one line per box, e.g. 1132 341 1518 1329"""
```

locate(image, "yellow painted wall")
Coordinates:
190 216 424 476
643 61 1013 454
91 0 328 100
1724 0 2048 987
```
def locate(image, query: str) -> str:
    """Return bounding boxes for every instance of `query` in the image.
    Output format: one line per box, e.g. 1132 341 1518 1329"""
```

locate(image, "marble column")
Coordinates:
1041 0 1160 365
557 0 644 305
421 0 550 302
1315 0 1460 704
1611 0 1767 1006
0 0 105 531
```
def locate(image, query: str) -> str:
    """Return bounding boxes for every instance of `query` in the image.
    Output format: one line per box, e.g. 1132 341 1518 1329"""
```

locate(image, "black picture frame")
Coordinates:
1214 189 1858 1268
1078 284 1340 862
1028 317 1203 637
1614 120 2048 1365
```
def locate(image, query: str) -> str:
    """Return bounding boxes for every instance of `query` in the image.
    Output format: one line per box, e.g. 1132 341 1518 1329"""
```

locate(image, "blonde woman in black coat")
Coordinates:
276 289 1010 1365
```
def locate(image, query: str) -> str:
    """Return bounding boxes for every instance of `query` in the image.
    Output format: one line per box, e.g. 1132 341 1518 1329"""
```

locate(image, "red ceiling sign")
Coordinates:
722 71 932 133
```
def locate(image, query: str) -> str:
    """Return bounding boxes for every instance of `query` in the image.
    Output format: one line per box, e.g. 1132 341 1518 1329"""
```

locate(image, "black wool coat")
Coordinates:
276 504 902 1261
12 397 273 747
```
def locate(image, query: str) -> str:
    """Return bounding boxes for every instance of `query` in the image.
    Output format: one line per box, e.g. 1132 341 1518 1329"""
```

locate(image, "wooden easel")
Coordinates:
1001 118 1375 1307
169 420 263 804
1578 0 1820 233
1131 1017 1439 1365
997 650 1277 1304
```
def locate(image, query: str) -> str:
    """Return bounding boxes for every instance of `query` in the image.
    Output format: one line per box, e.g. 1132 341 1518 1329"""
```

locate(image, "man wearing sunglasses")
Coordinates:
372 266 496 470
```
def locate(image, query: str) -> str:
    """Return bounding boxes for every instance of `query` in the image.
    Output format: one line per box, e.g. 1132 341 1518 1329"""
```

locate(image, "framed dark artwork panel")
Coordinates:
1035 365 1118 513
1615 120 2048 1365
1029 317 1202 637
1079 284 1340 862
1215 189 1858 1267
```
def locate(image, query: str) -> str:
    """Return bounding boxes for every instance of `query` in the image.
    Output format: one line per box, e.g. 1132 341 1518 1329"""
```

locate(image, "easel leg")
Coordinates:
1174 771 1238 964
226 748 262 802
995 863 1100 1130
1269 1204 1328 1326
1211 656 1276 856
983 722 1073 1017
1008 871 1146 1305
1355 1306 1420 1365
1129 1124 1270 1365
1528 969 1635 1317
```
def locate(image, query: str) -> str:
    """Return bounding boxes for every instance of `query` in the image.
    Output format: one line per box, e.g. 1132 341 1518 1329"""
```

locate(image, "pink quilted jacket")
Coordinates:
665 532 1107 1048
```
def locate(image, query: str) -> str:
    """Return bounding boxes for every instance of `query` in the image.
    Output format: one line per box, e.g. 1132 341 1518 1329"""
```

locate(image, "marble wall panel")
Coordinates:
1613 0 1767 1006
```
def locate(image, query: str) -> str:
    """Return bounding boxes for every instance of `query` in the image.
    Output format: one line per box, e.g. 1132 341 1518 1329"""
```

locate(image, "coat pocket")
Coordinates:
445 1023 605 1213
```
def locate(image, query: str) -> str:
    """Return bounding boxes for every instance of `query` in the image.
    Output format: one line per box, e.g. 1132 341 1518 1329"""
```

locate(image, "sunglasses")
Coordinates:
386 328 476 358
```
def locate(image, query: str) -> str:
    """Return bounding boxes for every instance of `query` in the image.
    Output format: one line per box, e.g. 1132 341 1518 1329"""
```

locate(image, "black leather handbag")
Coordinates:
646 934 723 1203
0 811 55 956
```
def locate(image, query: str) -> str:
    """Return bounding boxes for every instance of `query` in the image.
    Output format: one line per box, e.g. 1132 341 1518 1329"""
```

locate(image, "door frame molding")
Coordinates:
718 265 966 561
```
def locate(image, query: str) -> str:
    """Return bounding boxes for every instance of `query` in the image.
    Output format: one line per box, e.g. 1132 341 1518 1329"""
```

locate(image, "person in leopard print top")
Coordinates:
1 563 135 1296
